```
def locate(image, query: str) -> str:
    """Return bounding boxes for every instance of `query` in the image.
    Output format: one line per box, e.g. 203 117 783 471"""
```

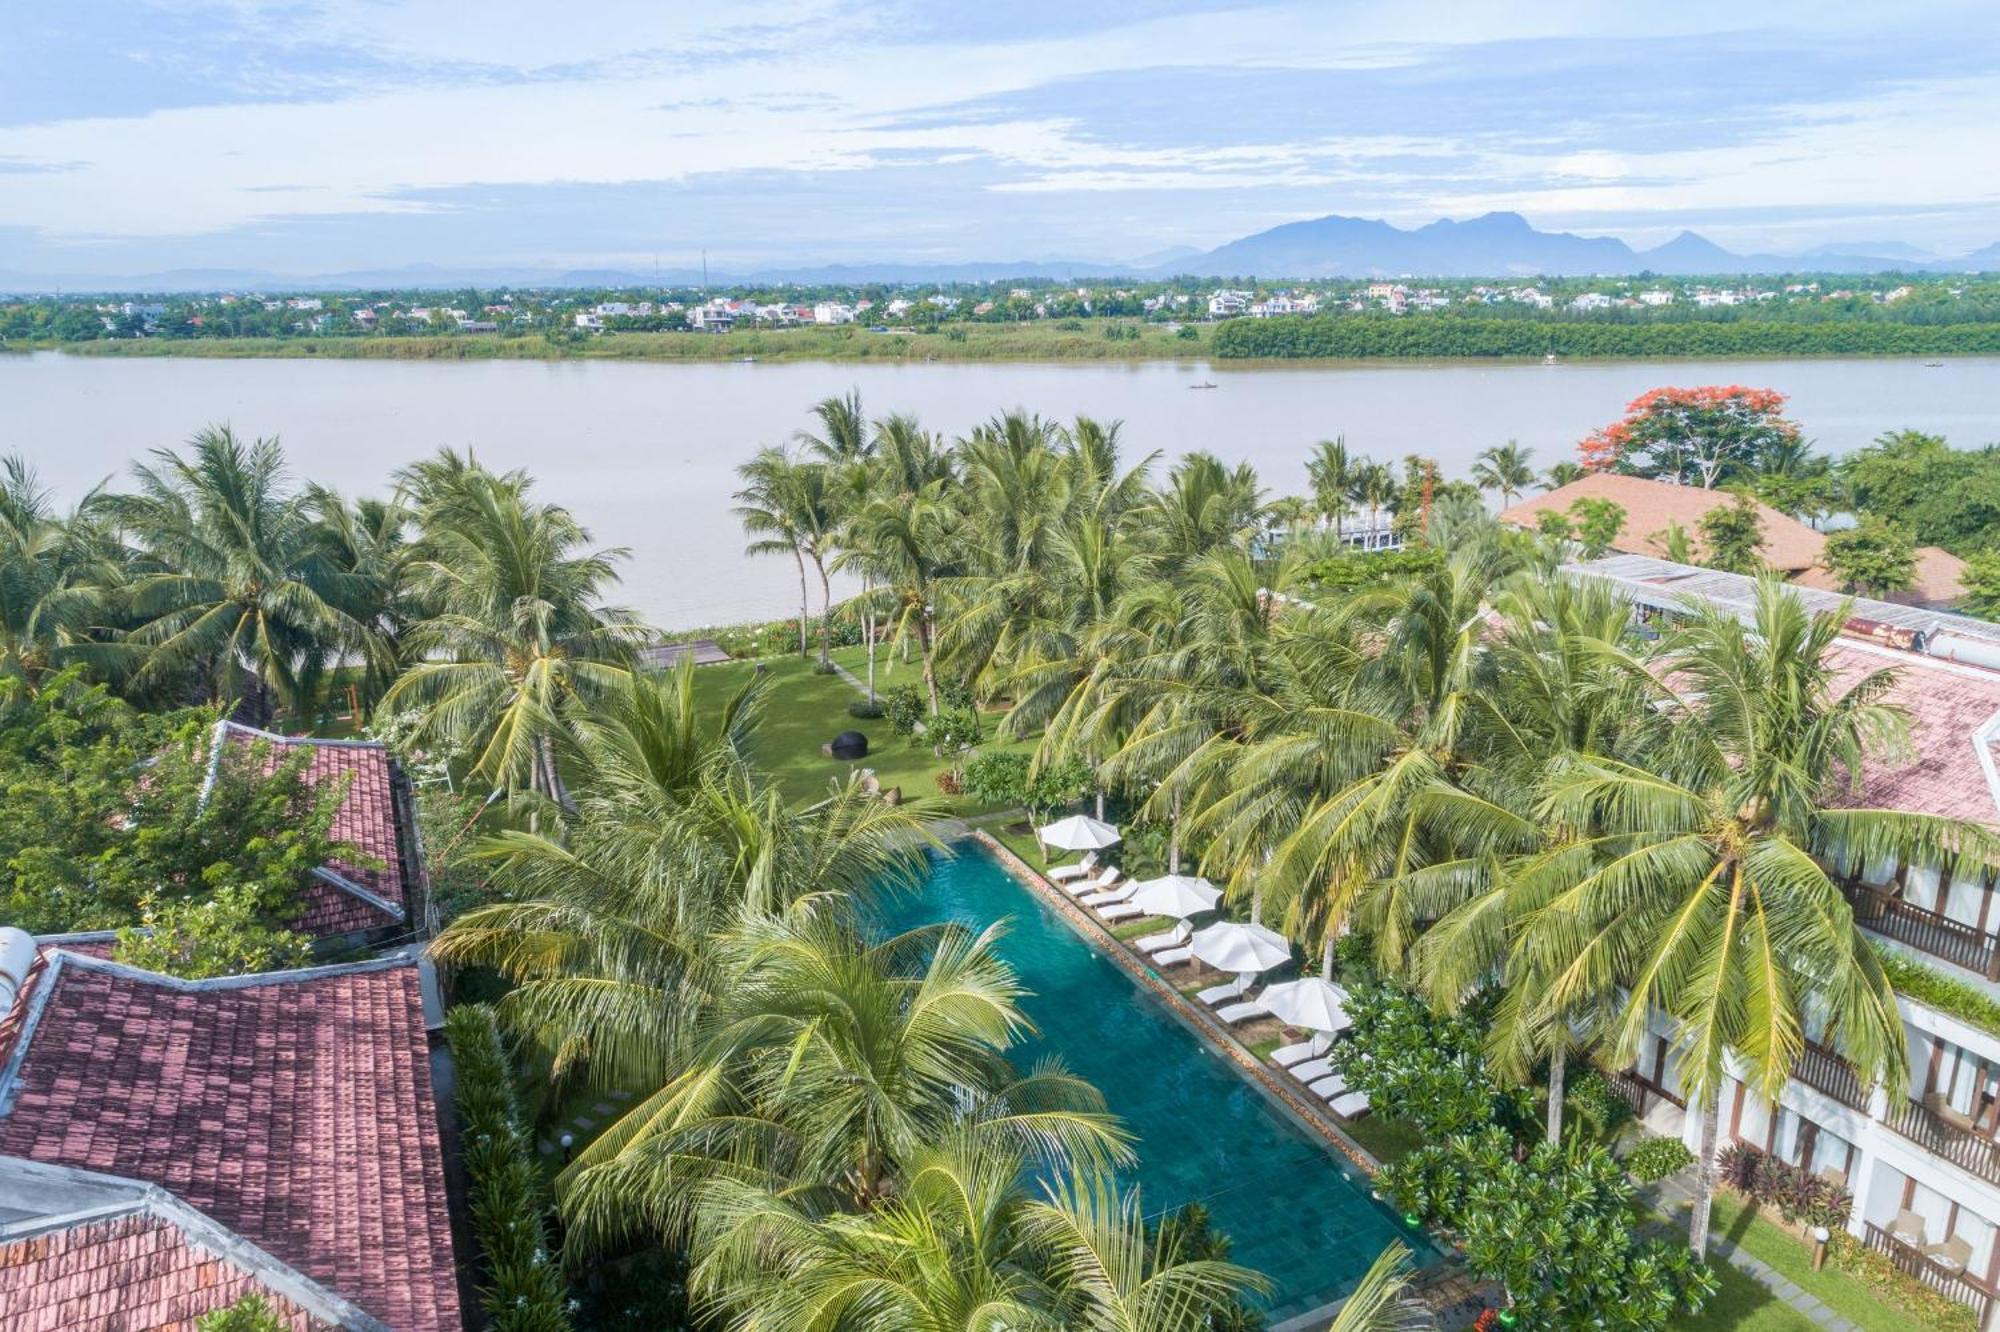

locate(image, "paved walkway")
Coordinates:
1651 1175 1859 1330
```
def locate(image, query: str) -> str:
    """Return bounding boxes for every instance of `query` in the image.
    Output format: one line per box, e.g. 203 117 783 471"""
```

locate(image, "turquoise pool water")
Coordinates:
873 841 1432 1322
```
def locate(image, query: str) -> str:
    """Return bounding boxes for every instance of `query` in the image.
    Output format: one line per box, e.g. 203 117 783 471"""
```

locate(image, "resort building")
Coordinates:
1572 554 2000 1325
1502 473 1970 608
0 934 462 1329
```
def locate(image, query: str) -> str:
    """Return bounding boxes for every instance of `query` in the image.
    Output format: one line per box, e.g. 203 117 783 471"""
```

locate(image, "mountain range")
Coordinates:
4 212 1997 293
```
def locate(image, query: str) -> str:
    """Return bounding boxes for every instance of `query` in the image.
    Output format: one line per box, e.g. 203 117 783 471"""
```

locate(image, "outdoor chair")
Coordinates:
1925 1235 1973 1273
1890 1210 1930 1247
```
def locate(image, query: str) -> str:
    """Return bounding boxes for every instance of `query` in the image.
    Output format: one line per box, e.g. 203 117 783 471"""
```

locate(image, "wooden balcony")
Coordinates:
1842 882 2000 978
1792 1041 1868 1111
1863 1223 1998 1321
1611 1068 1685 1115
1886 1095 2000 1187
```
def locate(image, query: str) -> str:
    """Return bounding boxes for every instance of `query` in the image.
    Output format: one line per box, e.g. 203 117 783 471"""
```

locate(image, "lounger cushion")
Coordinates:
1307 1074 1349 1097
1196 981 1246 1005
1289 1057 1336 1082
1214 1001 1264 1024
1099 903 1146 921
1151 946 1193 966
1327 1090 1370 1117
1271 1041 1319 1068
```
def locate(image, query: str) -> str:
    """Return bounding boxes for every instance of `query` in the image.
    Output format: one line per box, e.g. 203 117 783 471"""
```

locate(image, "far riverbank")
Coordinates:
11 316 2000 365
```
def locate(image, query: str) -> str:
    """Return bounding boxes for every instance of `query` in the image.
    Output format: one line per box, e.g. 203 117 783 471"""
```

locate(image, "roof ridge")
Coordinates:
309 865 407 922
215 719 387 751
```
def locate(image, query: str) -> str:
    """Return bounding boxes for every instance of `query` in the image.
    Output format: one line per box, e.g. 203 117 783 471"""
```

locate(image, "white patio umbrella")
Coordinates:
1189 920 1292 975
1037 814 1121 852
1127 874 1223 920
1255 977 1353 1034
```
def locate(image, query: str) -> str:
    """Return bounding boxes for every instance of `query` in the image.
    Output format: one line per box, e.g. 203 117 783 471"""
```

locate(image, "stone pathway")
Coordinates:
1651 1174 1858 1330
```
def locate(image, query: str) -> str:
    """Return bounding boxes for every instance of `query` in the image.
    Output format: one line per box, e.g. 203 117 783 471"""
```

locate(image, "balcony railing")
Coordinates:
1793 1041 1868 1110
1863 1223 1997 1321
1611 1068 1685 1114
1841 882 2000 977
1886 1096 2000 1187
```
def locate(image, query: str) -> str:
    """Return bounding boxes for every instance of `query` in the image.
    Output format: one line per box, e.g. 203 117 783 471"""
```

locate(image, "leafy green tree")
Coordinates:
1381 1127 1715 1330
1578 387 1800 488
1960 549 2000 619
1695 490 1764 573
734 447 840 666
115 883 312 979
1330 977 1522 1141
195 1295 288 1332
1820 516 1917 597
0 676 353 936
1566 497 1626 558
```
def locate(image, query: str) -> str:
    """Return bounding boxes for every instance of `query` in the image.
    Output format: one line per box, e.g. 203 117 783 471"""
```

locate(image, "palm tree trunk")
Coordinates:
1546 1045 1566 1145
1095 784 1105 820
864 576 877 703
815 558 833 669
794 549 810 659
918 612 939 715
1321 934 1335 981
1688 1086 1722 1253
1168 789 1182 873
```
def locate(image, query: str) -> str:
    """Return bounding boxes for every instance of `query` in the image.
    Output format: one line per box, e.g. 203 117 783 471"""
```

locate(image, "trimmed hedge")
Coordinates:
444 1004 576 1332
1878 950 2000 1041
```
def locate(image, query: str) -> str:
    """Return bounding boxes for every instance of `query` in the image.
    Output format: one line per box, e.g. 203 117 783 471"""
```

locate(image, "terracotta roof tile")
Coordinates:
0 1212 330 1331
1827 641 2000 826
1499 474 1827 572
0 955 460 1330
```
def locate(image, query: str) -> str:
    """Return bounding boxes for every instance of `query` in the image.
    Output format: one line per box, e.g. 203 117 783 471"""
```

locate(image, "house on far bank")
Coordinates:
1499 473 1969 609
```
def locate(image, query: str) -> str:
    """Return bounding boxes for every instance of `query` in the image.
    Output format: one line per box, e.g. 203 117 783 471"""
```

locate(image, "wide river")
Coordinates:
6 351 1997 629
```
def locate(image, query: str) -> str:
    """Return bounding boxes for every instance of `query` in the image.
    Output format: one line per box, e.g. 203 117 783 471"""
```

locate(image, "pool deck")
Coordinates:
969 828 1490 1330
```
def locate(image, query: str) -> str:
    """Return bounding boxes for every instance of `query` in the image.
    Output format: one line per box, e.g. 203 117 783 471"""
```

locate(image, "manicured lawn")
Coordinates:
1693 1194 1934 1332
1343 1114 1427 1166
690 647 1034 810
1672 1262 1815 1332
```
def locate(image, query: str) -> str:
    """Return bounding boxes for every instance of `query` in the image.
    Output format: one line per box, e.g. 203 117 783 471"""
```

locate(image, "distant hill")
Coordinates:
5 213 1999 294
1167 211 1990 279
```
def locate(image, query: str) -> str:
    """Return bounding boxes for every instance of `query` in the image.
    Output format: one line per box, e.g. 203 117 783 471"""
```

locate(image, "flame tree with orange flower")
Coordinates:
1578 386 1801 489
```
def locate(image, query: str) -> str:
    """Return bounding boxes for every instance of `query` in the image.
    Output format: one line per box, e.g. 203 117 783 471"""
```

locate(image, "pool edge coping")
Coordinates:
964 827 1452 1327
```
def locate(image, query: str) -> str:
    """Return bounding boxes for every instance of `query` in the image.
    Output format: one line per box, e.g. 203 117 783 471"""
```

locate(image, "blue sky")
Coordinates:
5 0 1999 278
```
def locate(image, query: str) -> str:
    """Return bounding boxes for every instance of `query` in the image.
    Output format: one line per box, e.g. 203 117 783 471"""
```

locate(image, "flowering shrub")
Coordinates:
1625 1136 1695 1182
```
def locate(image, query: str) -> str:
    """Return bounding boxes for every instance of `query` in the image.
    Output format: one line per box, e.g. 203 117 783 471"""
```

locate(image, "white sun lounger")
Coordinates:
1327 1090 1370 1118
1197 976 1250 1006
1047 854 1100 884
1136 923 1192 953
1081 881 1137 909
1271 1036 1329 1068
1308 1073 1349 1098
1289 1057 1337 1083
1152 945 1194 967
1214 1000 1265 1025
1071 868 1123 899
1098 899 1148 922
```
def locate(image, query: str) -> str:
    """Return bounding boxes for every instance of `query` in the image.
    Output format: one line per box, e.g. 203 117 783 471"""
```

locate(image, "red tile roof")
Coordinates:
211 725 410 938
1500 474 1827 572
0 952 460 1330
1828 641 2000 826
0 1211 331 1332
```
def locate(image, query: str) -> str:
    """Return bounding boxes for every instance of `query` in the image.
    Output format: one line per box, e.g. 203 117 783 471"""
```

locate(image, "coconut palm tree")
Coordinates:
1472 441 1536 508
383 460 641 803
1522 578 2000 1251
1347 461 1399 547
1325 1244 1434 1332
795 388 872 465
690 1131 1263 1332
734 447 838 665
110 426 360 721
849 482 959 714
304 487 414 711
1541 461 1587 491
0 456 123 691
1307 437 1359 539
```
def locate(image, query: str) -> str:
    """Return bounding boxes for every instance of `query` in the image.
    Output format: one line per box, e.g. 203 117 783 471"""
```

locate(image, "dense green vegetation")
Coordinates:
1214 314 2000 359
17 381 2000 1331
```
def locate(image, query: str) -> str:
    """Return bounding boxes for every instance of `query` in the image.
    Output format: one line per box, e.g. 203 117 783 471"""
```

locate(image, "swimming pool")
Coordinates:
872 840 1433 1322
